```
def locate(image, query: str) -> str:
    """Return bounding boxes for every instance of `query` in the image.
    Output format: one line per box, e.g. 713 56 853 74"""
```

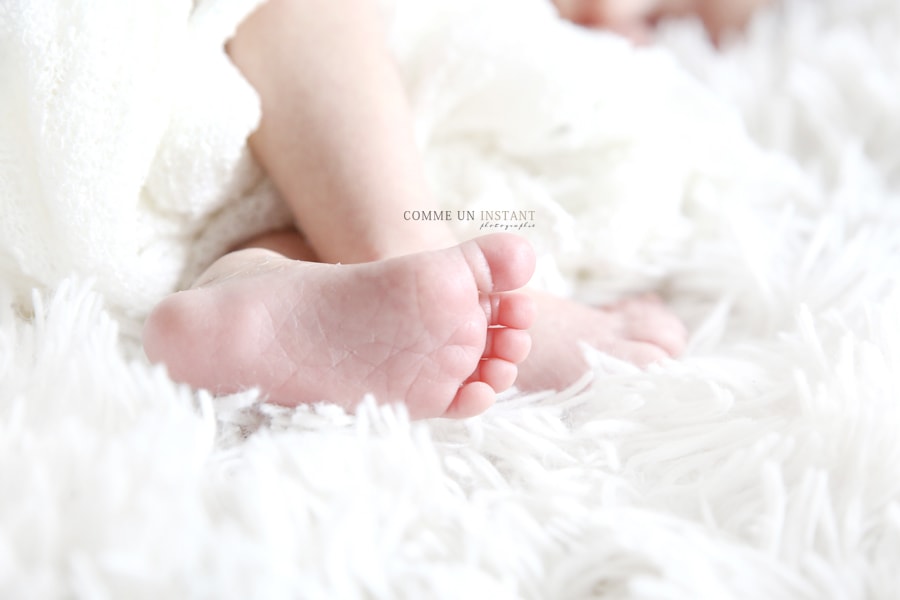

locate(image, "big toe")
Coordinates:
618 301 688 357
459 233 536 293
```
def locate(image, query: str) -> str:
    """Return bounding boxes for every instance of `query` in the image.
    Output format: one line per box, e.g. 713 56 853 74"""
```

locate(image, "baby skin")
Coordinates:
552 0 772 43
143 234 536 420
516 291 686 390
143 0 691 419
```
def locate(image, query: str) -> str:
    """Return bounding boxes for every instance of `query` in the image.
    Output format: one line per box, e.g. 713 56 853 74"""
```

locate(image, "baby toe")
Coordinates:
462 233 536 293
617 301 688 357
631 315 688 357
444 381 496 419
483 291 537 330
471 358 519 393
484 328 532 364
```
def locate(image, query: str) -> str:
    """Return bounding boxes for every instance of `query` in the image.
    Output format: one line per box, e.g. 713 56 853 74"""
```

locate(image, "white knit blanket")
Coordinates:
2 0 899 596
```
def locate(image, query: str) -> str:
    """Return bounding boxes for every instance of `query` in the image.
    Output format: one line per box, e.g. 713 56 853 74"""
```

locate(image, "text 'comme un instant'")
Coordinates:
403 209 537 231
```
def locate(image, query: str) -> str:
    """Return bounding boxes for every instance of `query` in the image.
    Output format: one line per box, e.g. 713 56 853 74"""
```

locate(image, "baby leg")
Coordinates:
227 0 457 264
224 0 687 393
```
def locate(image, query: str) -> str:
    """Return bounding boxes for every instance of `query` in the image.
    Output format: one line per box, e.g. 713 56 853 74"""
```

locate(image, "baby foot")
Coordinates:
142 234 536 419
552 0 659 42
552 0 771 43
515 290 687 391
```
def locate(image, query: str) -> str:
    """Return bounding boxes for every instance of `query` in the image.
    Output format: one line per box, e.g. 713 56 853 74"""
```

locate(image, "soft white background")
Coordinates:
0 0 898 596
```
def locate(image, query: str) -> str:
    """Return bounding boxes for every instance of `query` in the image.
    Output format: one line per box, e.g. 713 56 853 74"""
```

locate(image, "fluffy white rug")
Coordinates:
2 0 900 596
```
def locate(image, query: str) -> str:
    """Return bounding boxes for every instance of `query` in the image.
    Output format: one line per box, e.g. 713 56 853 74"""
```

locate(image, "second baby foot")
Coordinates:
515 290 687 391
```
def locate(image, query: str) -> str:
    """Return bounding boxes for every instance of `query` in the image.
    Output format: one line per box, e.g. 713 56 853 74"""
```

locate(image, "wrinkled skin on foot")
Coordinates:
143 234 536 419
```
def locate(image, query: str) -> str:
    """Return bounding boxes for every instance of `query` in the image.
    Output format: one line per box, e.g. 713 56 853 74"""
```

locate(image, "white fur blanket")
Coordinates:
2 0 899 596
